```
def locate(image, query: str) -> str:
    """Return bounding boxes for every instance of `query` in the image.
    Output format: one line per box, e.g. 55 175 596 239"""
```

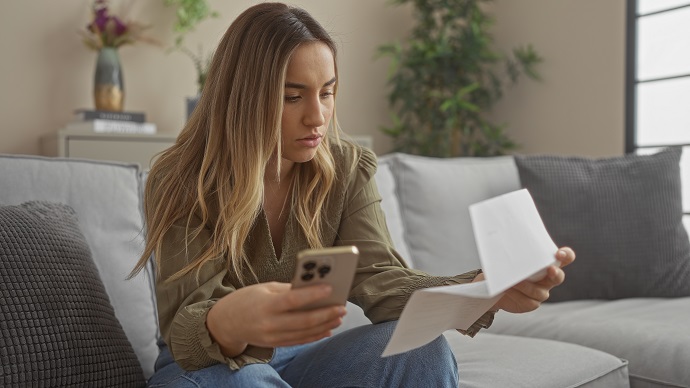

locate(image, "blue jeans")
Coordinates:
147 321 458 387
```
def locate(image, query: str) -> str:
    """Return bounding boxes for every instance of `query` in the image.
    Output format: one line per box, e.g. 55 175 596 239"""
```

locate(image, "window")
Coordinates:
627 0 690 221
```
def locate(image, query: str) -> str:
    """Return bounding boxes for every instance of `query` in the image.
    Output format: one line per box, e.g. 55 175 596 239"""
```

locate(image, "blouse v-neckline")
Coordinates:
260 205 293 262
263 167 295 261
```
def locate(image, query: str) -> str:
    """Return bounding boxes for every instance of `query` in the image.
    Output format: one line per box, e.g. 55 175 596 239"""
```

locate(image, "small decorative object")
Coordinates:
94 47 124 111
80 0 158 112
186 95 200 119
378 0 543 157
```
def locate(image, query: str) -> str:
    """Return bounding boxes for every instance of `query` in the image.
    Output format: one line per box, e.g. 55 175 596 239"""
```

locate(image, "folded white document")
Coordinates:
382 189 558 357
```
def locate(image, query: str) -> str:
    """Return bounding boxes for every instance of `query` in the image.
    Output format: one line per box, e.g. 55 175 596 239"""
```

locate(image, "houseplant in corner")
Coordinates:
80 0 158 112
163 0 219 118
378 0 542 157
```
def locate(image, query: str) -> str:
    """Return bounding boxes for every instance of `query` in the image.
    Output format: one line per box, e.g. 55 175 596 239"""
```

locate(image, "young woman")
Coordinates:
131 3 575 387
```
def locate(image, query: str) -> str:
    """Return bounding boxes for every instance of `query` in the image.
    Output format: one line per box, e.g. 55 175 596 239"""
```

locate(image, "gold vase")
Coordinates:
94 47 124 112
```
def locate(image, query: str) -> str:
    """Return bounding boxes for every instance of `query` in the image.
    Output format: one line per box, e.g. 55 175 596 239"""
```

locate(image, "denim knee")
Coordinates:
384 327 458 386
148 344 291 388
280 321 458 388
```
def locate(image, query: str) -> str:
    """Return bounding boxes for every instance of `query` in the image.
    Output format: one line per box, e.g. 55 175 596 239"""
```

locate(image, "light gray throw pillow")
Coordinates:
392 153 522 276
515 147 690 301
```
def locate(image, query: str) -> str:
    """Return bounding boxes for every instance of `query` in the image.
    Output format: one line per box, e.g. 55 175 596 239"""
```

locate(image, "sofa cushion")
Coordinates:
375 155 413 266
488 298 690 387
515 147 690 301
0 154 158 378
444 331 629 387
0 201 146 386
391 153 521 276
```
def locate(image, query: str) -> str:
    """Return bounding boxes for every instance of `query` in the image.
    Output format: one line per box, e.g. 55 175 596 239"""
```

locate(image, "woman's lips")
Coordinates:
297 135 322 148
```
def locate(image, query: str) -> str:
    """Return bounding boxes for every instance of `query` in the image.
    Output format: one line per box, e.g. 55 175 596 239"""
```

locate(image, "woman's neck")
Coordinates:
265 156 296 185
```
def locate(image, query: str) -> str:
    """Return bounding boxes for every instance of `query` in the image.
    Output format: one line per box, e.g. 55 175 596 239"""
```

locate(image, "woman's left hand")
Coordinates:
481 247 576 314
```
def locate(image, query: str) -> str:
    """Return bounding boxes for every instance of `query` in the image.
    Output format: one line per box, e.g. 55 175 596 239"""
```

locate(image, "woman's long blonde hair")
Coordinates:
130 3 352 285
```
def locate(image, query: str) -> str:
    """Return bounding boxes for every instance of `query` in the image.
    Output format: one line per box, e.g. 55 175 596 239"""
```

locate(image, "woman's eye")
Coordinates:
285 95 301 103
320 91 334 99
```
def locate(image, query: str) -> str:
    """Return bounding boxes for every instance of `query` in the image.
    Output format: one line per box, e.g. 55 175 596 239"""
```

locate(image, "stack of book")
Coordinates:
66 109 157 135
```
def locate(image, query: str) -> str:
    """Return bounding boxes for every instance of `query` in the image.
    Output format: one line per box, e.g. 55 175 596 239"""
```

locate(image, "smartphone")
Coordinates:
291 245 359 310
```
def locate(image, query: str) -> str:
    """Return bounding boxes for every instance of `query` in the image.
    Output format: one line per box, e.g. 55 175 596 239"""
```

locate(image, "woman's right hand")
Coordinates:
206 281 346 358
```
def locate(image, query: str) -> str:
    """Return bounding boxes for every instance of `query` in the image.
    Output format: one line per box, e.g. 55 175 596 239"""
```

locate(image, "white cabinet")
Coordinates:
41 129 177 170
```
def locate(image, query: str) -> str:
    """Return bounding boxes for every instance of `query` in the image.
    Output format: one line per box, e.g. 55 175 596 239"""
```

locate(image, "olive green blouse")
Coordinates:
152 144 495 371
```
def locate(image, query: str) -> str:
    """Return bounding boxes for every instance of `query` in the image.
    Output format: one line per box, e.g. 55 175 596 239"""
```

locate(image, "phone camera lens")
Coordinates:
301 272 314 281
303 261 317 270
318 265 331 278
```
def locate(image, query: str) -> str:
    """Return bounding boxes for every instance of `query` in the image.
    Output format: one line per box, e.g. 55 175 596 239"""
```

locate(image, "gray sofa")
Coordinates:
1 151 688 387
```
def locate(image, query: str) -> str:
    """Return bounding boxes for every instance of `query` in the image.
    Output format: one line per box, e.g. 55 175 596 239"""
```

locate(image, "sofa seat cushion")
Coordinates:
443 331 629 387
0 202 146 386
488 298 690 387
0 154 158 378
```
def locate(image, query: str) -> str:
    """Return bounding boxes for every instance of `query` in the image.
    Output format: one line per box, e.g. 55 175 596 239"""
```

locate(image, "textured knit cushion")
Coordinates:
515 147 690 301
0 154 158 378
0 202 146 387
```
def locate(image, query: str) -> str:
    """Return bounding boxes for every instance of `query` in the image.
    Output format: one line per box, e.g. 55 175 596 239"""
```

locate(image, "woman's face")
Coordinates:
280 41 336 164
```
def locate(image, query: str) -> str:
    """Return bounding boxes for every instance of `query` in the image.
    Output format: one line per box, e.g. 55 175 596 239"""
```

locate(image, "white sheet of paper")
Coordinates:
470 189 558 295
381 189 558 357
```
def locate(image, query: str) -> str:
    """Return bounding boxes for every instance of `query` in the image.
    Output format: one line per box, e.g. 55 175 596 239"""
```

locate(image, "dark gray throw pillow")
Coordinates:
515 147 690 302
0 202 146 387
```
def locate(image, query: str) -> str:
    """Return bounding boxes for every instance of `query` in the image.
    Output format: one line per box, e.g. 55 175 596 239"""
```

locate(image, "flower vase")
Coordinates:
186 94 200 120
94 47 124 112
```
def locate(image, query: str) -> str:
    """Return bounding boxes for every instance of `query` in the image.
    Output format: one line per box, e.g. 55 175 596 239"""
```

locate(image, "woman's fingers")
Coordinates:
547 266 566 285
556 247 576 268
211 282 347 351
253 313 344 348
267 304 346 332
247 285 346 346
269 316 344 347
496 287 542 313
512 279 551 303
503 289 542 312
278 283 333 311
496 247 574 314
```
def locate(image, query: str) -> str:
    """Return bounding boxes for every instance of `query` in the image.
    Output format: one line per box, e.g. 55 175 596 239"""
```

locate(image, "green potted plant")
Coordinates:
163 0 219 116
378 0 542 157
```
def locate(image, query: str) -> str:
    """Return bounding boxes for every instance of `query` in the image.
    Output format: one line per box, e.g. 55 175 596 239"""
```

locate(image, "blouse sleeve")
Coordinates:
155 217 273 371
335 149 495 336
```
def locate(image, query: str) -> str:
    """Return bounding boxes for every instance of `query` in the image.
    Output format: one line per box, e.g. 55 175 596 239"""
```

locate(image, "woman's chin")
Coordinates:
284 149 318 164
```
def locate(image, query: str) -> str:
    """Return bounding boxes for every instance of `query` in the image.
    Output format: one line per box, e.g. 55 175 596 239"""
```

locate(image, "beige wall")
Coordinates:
490 0 627 157
0 0 411 155
0 0 625 157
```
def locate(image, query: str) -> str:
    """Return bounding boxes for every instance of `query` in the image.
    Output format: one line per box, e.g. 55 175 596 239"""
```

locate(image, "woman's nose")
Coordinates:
303 97 325 127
